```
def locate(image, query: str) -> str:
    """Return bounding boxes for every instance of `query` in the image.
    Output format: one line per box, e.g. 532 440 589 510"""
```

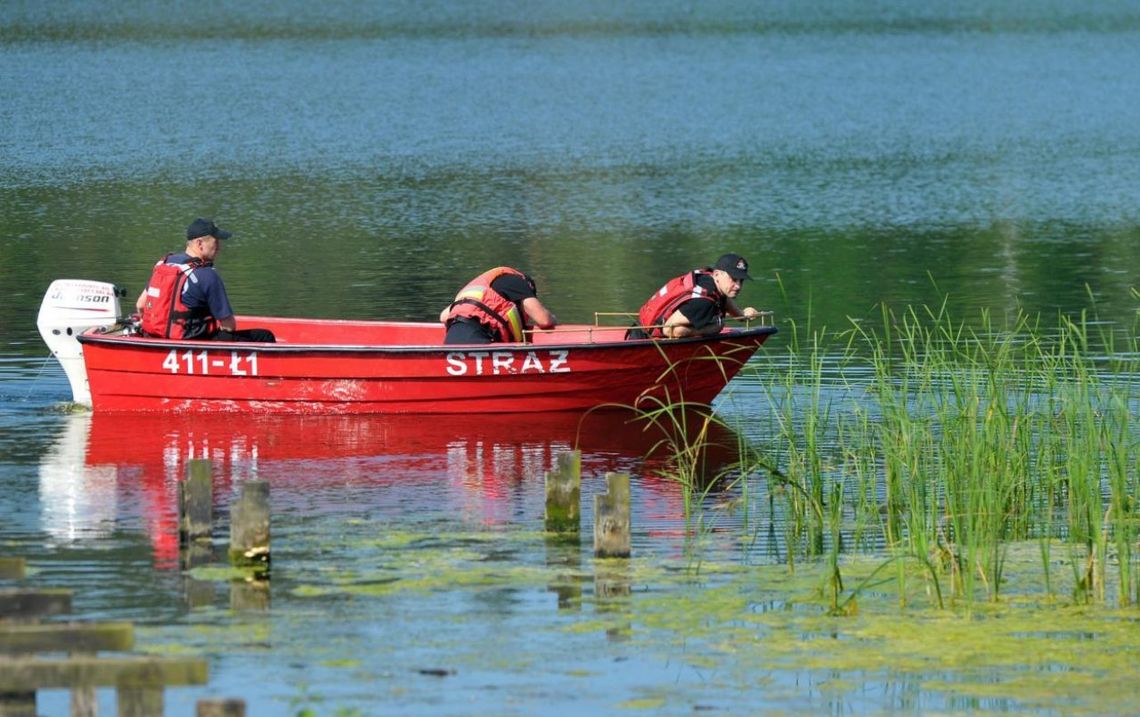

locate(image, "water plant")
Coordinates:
746 292 1140 611
582 288 1137 613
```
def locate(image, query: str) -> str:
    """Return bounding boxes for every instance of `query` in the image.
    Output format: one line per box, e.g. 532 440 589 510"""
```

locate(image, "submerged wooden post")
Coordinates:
0 692 36 717
230 578 270 612
119 687 164 717
0 558 25 581
182 576 217 610
0 588 71 716
52 623 136 717
595 561 632 600
229 481 270 575
197 698 246 716
70 644 97 717
593 472 631 558
545 532 583 611
0 622 134 654
179 459 214 545
0 589 72 620
0 655 206 716
544 450 581 533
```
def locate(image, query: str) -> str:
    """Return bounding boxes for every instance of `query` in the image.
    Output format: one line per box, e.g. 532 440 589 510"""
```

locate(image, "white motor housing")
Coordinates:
37 279 126 408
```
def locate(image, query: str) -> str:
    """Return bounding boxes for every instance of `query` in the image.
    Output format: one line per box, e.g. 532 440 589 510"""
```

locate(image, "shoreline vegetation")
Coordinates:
664 289 1140 613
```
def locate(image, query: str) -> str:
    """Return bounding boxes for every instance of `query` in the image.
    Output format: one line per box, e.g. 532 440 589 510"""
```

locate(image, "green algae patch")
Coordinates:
47 401 90 415
559 618 630 636
137 620 272 655
288 526 584 600
346 560 555 597
602 554 1140 715
274 523 1139 715
319 658 361 669
617 697 667 710
186 564 264 582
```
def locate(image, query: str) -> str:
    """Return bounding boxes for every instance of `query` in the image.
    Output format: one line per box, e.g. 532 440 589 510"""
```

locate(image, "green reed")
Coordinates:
594 391 744 568
1104 391 1136 607
746 284 863 605
599 290 1136 610
632 397 713 516
766 315 831 559
748 296 1140 610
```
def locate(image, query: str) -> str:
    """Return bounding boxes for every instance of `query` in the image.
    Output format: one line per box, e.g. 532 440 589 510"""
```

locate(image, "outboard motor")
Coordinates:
37 280 126 408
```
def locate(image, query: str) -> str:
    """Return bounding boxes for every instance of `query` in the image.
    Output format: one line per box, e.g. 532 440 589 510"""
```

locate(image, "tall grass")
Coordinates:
602 290 1137 610
746 297 1140 609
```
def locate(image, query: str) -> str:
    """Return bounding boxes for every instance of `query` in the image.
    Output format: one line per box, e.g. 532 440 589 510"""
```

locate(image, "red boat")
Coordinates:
38 279 777 414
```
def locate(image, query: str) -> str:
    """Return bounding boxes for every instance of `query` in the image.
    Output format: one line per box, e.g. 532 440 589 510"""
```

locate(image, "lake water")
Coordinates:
2 1 1139 714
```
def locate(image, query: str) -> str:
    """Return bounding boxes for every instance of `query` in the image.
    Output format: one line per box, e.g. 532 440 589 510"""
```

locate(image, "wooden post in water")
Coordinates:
593 472 631 558
70 640 98 717
230 578 270 612
0 558 25 581
197 698 246 716
0 691 36 717
1 587 66 717
0 589 71 620
229 481 270 575
180 459 214 545
0 655 206 717
119 687 164 717
544 450 581 533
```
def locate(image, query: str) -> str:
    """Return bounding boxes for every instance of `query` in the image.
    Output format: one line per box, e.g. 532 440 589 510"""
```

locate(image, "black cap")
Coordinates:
714 253 752 281
186 218 231 241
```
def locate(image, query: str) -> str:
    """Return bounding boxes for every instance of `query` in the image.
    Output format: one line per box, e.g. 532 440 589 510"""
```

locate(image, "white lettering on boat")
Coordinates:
520 352 544 373
161 349 258 377
548 350 569 373
445 349 572 376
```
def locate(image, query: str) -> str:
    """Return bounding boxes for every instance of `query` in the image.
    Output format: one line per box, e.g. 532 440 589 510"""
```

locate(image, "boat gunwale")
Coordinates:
76 324 779 355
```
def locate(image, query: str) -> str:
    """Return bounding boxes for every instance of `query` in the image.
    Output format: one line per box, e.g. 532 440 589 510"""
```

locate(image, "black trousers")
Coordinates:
214 328 276 343
443 318 495 345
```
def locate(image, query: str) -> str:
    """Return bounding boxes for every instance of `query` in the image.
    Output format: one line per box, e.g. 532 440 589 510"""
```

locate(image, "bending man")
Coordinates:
440 267 557 345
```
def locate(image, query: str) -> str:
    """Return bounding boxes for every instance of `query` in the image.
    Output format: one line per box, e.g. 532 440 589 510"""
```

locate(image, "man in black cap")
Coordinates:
626 253 760 340
135 218 275 342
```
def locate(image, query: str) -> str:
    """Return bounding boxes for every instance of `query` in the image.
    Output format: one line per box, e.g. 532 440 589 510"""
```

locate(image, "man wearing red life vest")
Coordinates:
439 267 558 344
136 218 276 342
627 253 760 340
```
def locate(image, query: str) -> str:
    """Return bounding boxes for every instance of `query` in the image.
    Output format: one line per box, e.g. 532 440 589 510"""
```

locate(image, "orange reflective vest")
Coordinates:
444 267 529 343
636 269 723 338
139 255 219 339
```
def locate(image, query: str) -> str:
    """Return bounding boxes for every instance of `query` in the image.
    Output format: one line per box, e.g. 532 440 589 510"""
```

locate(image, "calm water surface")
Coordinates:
3 1 1139 714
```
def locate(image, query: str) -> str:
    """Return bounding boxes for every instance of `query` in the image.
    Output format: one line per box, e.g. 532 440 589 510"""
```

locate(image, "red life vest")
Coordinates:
636 269 723 338
139 255 219 339
444 267 529 343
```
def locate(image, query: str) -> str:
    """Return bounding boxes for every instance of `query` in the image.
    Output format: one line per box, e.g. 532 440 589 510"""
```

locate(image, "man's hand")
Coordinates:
740 306 760 320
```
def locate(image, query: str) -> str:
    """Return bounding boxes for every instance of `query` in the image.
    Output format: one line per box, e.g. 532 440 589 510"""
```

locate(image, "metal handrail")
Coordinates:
592 310 776 329
521 310 776 342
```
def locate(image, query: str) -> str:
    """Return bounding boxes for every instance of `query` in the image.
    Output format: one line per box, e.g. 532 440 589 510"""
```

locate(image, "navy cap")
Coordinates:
186 218 231 241
714 253 752 281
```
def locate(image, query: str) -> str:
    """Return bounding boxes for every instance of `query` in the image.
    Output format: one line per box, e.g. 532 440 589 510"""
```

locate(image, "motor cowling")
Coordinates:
37 280 126 407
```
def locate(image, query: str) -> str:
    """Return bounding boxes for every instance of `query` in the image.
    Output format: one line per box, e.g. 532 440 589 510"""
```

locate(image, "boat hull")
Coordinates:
77 318 776 414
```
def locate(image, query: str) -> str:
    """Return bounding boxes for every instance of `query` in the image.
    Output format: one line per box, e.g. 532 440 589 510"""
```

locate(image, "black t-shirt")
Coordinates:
676 273 726 331
486 274 536 304
444 273 537 345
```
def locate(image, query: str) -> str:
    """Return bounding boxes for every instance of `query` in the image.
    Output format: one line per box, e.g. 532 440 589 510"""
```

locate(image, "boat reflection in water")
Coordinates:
39 408 745 568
